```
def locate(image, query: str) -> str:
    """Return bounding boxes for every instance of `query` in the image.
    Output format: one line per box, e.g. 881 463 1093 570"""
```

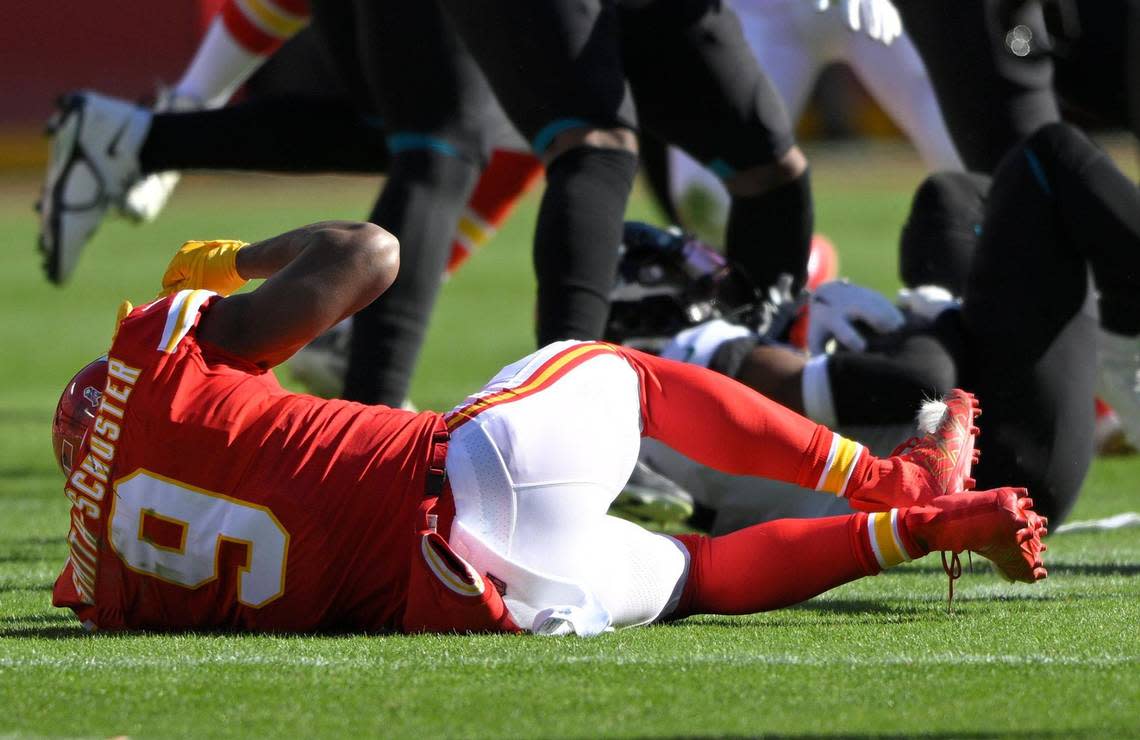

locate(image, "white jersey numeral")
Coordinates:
109 470 289 608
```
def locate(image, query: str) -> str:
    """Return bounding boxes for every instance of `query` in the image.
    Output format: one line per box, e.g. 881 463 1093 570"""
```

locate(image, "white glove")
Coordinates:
896 284 961 322
816 0 903 45
808 280 905 354
662 319 754 369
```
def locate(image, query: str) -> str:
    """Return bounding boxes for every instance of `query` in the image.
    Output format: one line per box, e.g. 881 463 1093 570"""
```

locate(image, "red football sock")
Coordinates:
671 510 927 618
615 347 875 493
445 149 543 275
221 0 310 56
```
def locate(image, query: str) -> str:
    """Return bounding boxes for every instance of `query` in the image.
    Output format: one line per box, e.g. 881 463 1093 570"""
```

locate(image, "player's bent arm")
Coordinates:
198 221 399 368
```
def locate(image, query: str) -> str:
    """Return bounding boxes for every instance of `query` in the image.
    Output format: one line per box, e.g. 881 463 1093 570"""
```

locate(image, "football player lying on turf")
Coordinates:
626 122 1139 532
51 221 1045 636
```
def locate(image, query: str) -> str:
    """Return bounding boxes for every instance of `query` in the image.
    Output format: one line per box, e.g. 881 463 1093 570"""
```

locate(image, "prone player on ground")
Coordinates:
630 122 1140 532
52 220 1045 635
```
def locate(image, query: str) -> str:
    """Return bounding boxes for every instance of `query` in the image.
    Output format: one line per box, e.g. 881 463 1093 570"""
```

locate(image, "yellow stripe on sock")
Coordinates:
456 215 490 249
820 436 861 495
239 0 307 38
872 510 908 568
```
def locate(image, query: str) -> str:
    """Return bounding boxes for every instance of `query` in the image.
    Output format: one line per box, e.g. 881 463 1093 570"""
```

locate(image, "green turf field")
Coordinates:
1 146 1138 737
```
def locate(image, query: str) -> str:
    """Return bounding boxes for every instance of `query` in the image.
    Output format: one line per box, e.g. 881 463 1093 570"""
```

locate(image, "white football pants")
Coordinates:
444 342 689 635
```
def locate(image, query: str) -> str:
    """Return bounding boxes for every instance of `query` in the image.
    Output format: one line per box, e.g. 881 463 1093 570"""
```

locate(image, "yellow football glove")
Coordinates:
159 239 249 298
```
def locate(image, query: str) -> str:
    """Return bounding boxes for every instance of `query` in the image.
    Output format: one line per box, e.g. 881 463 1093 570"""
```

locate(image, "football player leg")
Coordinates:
441 0 641 346
177 0 310 108
124 0 312 222
658 0 819 239
337 0 493 406
669 484 1045 620
445 147 544 276
621 0 813 292
960 122 1140 521
893 0 1060 172
444 342 1042 634
38 0 313 283
37 86 393 284
840 6 963 171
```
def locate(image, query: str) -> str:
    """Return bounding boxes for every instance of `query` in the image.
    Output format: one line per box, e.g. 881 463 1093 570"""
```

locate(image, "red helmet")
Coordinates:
52 357 108 475
806 233 839 291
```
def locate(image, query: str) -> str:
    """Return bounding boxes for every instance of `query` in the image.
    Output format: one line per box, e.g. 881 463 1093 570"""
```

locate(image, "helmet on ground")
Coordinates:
606 222 755 351
52 356 108 474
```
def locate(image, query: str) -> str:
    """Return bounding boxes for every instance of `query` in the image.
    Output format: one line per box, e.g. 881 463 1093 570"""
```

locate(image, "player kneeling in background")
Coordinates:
51 222 1044 636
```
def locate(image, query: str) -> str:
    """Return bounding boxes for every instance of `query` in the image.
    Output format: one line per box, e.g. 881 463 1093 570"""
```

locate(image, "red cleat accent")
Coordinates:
892 388 981 498
906 487 1049 584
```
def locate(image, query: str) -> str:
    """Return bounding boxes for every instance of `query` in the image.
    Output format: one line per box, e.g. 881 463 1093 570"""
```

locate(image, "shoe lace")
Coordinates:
890 436 922 457
940 550 963 613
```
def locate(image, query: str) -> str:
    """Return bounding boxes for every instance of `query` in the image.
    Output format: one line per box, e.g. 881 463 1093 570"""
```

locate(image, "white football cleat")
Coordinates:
121 170 182 224
38 92 151 283
120 88 202 223
1096 329 1140 449
611 459 695 526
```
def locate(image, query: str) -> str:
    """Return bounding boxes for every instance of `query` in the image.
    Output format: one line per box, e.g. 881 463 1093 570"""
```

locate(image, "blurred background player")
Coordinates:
619 123 1140 530
890 0 1140 449
650 0 963 237
50 220 1045 635
38 0 543 408
438 0 816 352
895 0 1140 172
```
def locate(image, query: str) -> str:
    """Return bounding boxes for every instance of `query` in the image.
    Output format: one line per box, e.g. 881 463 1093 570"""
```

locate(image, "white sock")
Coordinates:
801 355 838 428
174 18 266 108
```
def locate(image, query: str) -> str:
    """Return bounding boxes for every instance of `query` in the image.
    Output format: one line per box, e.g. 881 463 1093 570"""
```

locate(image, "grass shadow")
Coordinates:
0 624 88 639
0 612 73 625
0 581 54 593
1046 562 1140 577
711 733 1077 739
675 599 947 630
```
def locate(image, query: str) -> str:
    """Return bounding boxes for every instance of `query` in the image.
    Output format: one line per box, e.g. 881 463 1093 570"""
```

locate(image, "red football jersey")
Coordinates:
53 290 448 632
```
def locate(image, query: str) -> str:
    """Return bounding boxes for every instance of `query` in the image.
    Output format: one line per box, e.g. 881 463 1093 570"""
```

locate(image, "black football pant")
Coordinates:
147 0 501 407
147 1 503 407
305 0 496 406
894 0 1060 172
439 0 809 345
896 0 1140 172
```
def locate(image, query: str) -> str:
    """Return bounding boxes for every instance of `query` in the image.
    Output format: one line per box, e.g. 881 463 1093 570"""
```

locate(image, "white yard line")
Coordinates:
1054 511 1140 534
0 652 1136 670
